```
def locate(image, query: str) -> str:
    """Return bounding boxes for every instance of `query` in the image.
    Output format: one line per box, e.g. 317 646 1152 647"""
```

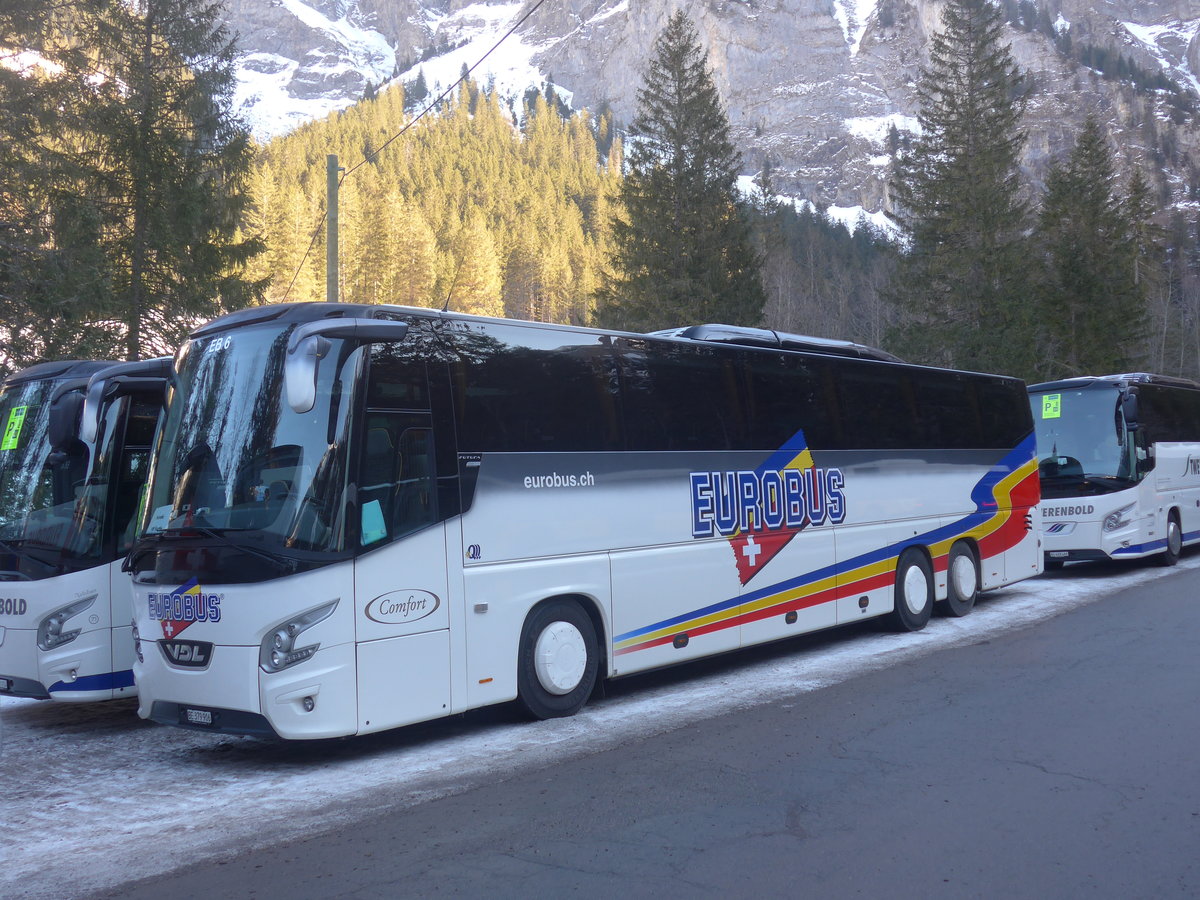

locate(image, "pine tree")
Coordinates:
1033 118 1146 377
89 0 264 359
889 0 1033 376
0 0 127 368
595 11 764 332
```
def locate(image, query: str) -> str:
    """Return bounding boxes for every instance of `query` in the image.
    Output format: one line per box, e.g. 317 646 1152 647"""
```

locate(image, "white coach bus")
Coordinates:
0 358 167 701
1029 373 1200 568
128 304 1040 739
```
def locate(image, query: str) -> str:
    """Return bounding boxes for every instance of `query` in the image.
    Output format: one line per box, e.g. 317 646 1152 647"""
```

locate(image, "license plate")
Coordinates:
184 708 213 726
1048 551 1069 558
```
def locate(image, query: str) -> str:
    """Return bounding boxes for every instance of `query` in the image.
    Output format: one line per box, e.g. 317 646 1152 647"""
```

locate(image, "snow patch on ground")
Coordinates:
6 557 1194 899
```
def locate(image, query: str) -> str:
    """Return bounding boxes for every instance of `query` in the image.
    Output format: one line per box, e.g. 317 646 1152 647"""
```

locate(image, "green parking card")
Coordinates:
1 406 28 450
1041 394 1061 419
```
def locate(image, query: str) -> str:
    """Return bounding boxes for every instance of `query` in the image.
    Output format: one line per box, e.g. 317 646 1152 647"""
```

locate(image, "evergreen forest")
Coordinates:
4 0 1200 385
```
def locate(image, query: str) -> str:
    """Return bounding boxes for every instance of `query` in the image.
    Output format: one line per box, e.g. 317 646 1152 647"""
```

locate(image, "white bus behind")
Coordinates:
1030 373 1200 567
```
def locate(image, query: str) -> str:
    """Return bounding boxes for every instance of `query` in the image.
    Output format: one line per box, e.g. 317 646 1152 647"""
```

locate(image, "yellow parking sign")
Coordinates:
1 406 28 451
1041 394 1061 419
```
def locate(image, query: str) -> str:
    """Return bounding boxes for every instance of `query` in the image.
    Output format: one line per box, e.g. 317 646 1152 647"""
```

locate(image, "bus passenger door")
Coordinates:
353 417 451 735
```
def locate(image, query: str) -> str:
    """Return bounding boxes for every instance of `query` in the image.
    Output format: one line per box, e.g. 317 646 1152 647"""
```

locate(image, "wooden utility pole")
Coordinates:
327 154 340 303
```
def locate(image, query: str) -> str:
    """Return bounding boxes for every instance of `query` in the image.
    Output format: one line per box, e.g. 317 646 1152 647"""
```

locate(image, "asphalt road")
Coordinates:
97 563 1200 899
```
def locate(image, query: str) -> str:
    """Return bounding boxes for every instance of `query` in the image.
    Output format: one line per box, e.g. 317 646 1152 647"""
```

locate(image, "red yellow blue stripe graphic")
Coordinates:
614 436 1039 656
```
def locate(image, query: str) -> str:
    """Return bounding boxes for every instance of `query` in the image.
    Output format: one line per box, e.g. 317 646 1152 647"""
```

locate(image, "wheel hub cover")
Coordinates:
904 566 929 614
951 555 976 597
534 621 586 695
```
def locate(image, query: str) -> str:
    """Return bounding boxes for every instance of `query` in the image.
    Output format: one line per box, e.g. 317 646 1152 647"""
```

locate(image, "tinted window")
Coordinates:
912 372 982 449
977 379 1032 448
835 362 922 450
1139 384 1200 443
617 339 745 451
449 323 621 453
742 351 836 450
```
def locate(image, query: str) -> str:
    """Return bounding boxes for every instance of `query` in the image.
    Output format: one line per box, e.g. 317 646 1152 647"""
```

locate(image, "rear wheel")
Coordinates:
517 599 599 720
940 541 978 617
889 548 933 632
1158 512 1182 567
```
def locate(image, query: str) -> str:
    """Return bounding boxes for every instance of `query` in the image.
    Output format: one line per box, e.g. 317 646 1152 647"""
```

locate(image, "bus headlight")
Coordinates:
37 595 97 651
259 600 338 674
1103 504 1136 533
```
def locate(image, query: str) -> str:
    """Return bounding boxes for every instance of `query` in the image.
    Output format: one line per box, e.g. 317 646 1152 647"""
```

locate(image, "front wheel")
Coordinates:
1157 513 1182 567
517 599 599 720
939 541 978 617
889 548 933 632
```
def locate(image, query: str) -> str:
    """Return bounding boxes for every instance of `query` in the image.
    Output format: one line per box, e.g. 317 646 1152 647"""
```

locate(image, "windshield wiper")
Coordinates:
127 526 299 574
0 536 62 570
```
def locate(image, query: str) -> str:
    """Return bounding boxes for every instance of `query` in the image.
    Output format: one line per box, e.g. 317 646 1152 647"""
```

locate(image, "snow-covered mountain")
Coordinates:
225 0 1200 215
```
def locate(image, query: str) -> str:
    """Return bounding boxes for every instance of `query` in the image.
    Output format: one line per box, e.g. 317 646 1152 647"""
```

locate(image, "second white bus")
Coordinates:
0 359 167 701
1029 373 1200 567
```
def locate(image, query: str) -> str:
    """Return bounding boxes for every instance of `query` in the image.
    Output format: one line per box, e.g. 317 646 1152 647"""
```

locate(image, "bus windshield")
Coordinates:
1030 385 1134 486
0 378 86 554
0 372 130 575
142 324 358 559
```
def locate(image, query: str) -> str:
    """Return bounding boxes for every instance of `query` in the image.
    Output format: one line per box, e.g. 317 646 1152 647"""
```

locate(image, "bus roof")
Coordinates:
650 324 904 362
2 360 111 387
1028 373 1200 393
190 302 909 361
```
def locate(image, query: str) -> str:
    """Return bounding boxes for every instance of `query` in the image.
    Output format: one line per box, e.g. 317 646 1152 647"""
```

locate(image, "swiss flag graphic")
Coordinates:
730 527 802 585
158 577 200 639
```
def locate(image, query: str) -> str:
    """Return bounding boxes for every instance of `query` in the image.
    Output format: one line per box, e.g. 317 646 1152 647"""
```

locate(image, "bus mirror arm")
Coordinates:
79 357 173 444
285 318 409 414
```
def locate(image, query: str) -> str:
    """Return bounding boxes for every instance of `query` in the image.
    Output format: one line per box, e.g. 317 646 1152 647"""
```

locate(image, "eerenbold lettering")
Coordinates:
1043 505 1094 518
0 597 28 616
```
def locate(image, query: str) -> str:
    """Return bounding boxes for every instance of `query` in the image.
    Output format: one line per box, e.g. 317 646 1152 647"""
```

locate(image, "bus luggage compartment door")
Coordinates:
356 630 450 734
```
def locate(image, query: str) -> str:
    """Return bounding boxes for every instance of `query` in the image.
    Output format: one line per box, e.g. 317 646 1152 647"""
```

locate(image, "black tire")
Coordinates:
1044 559 1065 571
1157 513 1182 567
939 541 978 618
517 598 599 720
889 548 934 632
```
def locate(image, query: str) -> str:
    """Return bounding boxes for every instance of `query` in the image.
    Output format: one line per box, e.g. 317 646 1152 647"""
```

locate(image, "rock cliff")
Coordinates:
225 0 1200 216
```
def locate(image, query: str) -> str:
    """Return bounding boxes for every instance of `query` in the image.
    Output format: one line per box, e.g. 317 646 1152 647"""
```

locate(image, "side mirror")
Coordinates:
81 357 173 443
285 318 409 413
48 390 85 450
1122 392 1139 432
